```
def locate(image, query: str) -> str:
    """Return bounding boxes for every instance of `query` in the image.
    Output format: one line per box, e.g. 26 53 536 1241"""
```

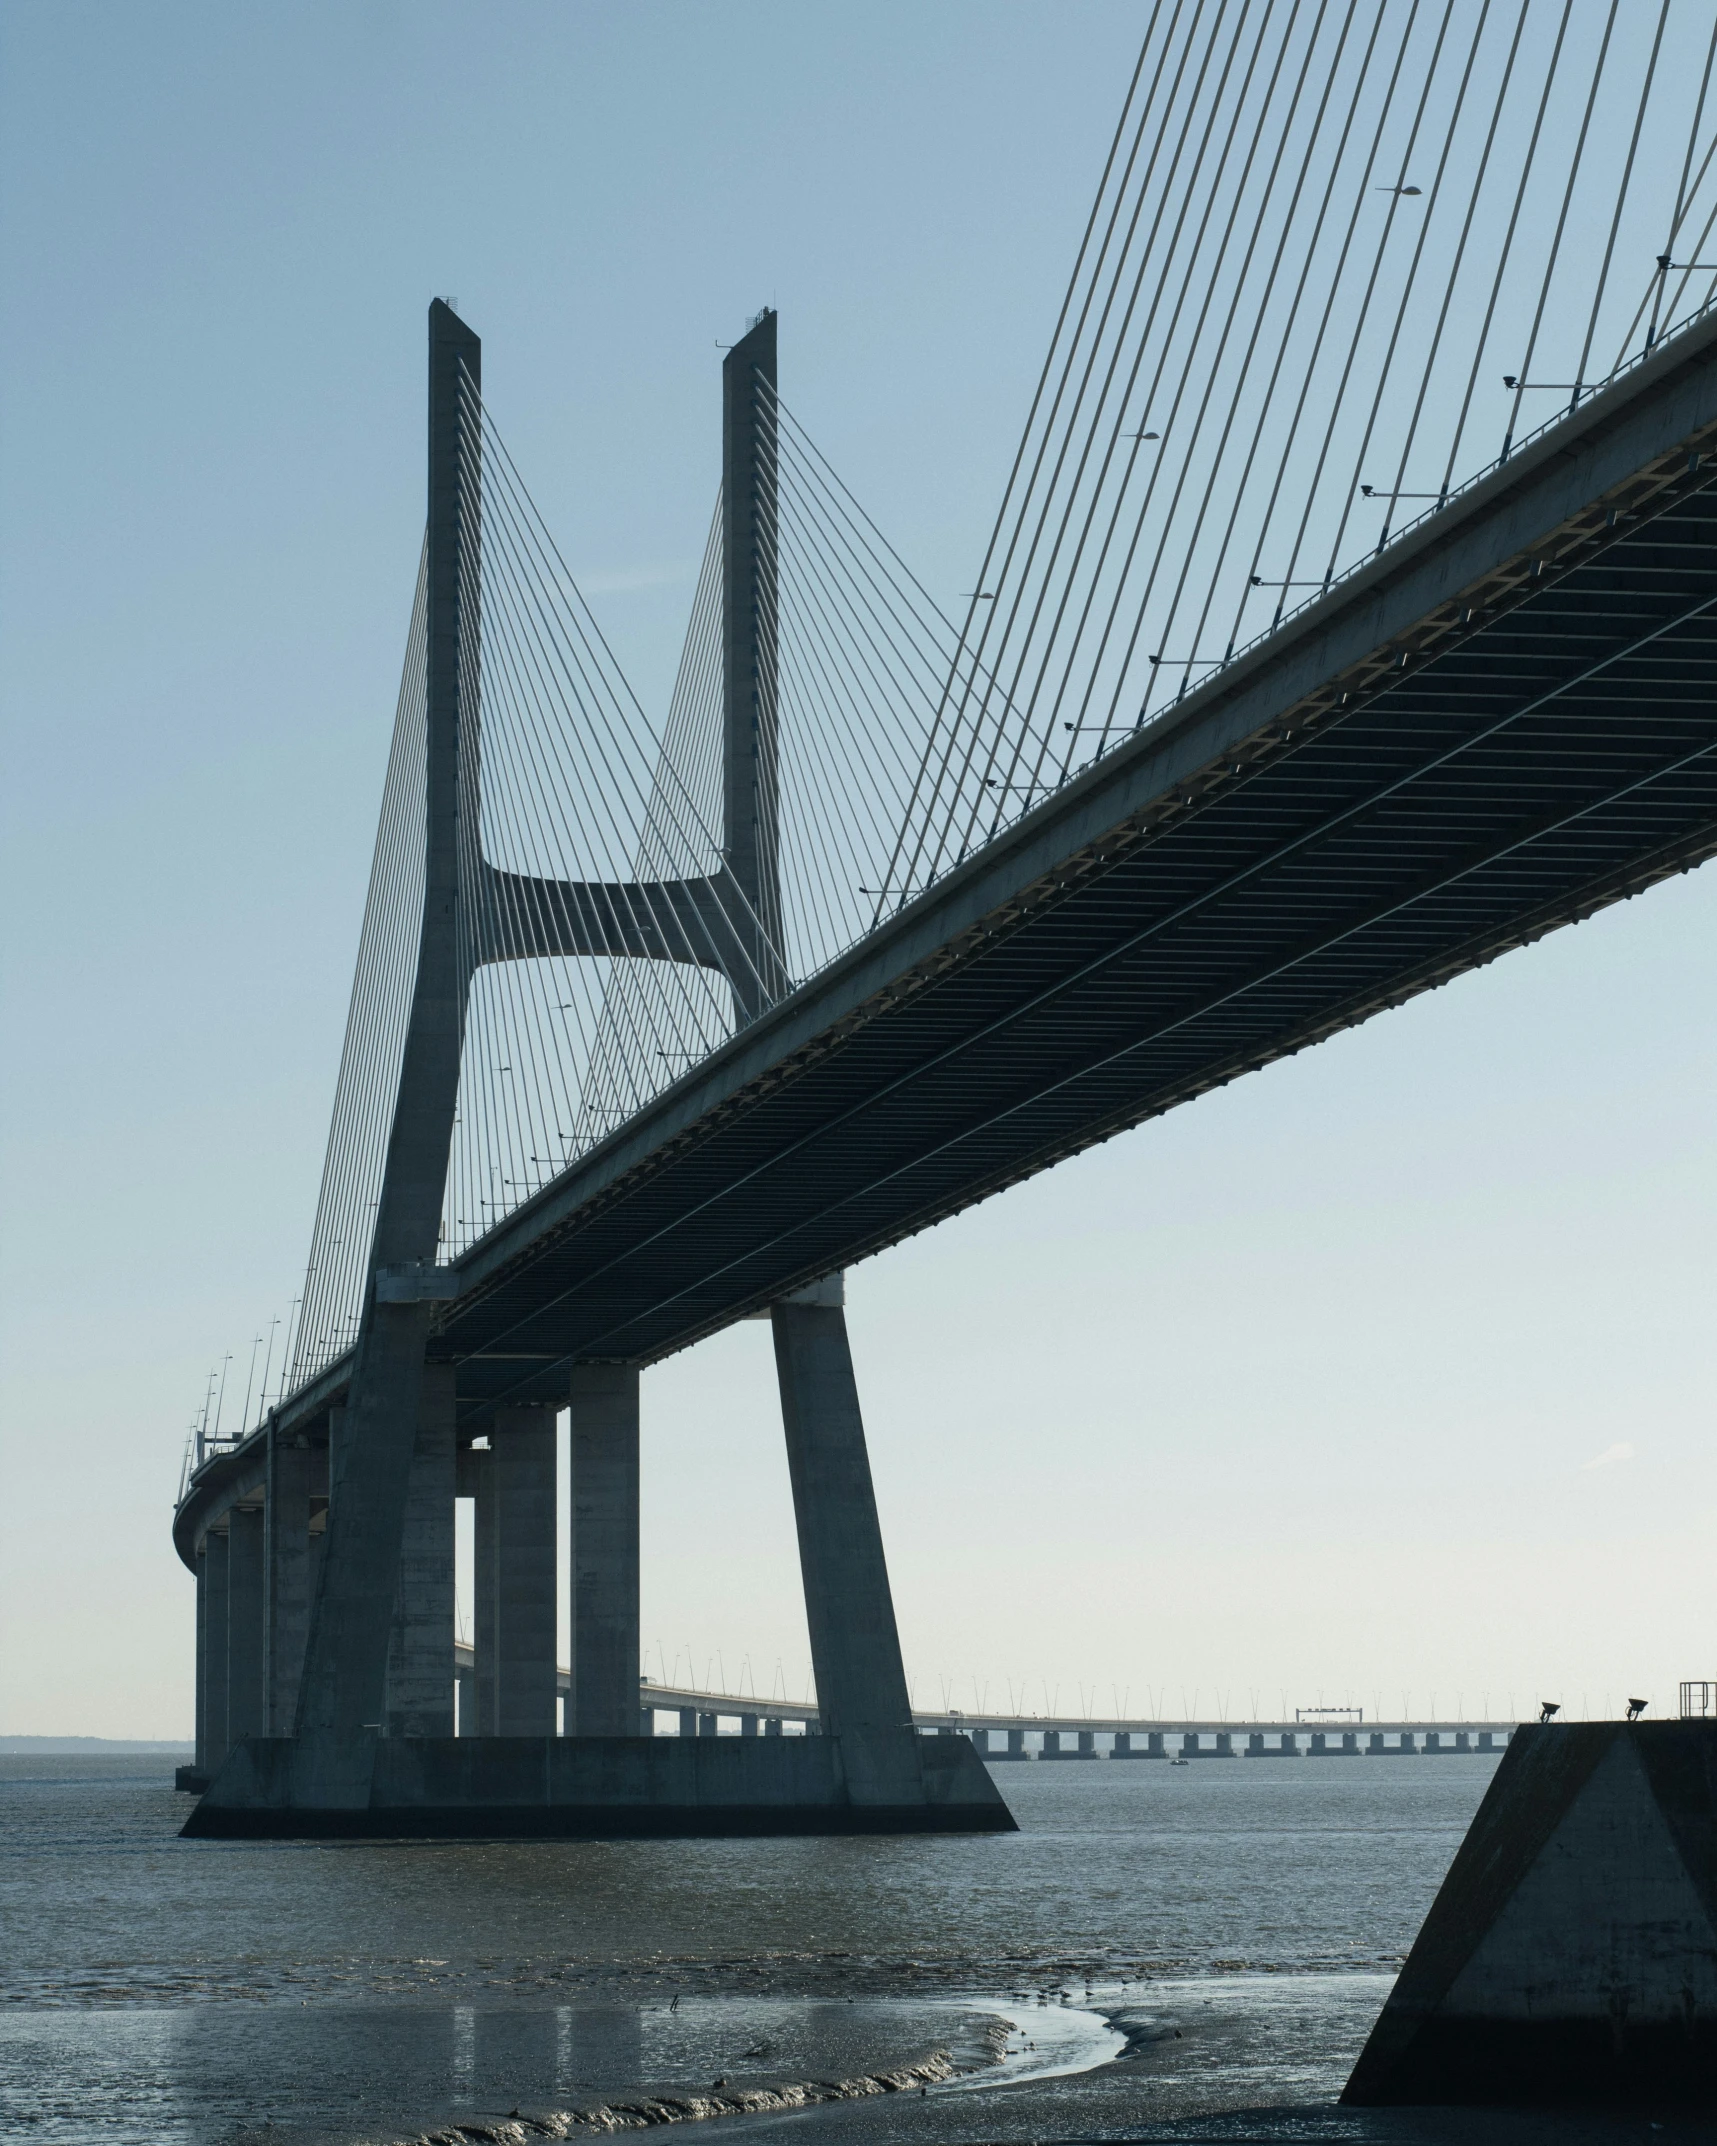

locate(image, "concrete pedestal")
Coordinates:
1344 1720 1717 2105
183 1729 1015 1839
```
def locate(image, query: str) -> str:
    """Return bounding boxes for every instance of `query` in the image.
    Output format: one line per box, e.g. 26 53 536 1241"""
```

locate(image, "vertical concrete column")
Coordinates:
567 1364 640 1737
771 1296 913 1743
193 1548 208 1776
226 1506 266 1744
265 1430 317 1734
488 1404 558 1735
204 1528 230 1772
385 1363 457 1737
1008 1728 1026 1758
678 1708 696 1737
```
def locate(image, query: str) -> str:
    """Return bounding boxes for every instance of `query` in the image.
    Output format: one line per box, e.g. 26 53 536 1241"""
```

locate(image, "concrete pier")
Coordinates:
203 1528 229 1774
227 1505 265 1744
1344 1720 1717 2106
485 1404 557 1736
772 1291 925 1805
567 1364 640 1737
384 1365 456 1737
192 1547 208 1777
265 1429 319 1734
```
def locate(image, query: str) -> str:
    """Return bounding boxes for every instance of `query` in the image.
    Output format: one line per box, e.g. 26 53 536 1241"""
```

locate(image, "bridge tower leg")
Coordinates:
290 300 480 1793
721 308 786 1023
772 1281 921 1801
567 1364 641 1737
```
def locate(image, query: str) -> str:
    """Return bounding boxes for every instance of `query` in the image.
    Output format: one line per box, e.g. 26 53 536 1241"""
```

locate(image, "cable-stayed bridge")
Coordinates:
177 4 1717 1836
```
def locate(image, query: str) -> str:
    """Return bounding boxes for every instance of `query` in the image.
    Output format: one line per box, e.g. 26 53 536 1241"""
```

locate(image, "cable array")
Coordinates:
882 0 1717 898
293 550 429 1381
441 383 771 1261
277 2 1717 1404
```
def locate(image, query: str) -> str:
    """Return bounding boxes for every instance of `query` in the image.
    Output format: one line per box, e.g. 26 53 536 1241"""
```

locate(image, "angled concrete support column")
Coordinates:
193 1547 209 1776
567 1364 639 1737
385 1363 457 1736
477 1405 557 1736
772 1279 920 1803
227 1506 266 1745
204 1528 230 1772
265 1430 319 1735
471 1445 496 1732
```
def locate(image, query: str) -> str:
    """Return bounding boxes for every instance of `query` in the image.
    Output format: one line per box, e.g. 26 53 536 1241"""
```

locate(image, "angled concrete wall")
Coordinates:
1345 1720 1717 2105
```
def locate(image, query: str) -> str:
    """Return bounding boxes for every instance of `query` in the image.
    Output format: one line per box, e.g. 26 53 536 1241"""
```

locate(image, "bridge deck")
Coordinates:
206 301 1717 1482
426 310 1717 1415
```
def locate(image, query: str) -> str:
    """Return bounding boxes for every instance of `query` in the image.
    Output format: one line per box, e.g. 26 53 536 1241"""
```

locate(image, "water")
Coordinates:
4 1750 1693 2142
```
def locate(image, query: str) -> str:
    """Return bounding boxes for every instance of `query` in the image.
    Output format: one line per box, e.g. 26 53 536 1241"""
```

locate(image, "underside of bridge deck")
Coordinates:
430 314 1717 1414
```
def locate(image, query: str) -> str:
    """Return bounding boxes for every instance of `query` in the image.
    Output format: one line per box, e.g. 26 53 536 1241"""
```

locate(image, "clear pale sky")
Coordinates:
3 2 1713 1738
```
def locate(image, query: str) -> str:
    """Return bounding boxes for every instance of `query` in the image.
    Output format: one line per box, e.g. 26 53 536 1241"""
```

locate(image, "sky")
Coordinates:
2 1 1714 1739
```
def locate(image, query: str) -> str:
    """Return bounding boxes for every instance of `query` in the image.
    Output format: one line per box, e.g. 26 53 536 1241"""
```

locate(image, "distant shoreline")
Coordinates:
1 1737 193 1753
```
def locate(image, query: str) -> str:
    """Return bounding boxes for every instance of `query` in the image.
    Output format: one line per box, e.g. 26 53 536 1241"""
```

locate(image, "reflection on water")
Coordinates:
0 1752 1502 2143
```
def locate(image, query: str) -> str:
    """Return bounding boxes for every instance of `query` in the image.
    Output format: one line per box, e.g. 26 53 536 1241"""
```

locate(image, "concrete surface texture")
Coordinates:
1344 1718 1717 2103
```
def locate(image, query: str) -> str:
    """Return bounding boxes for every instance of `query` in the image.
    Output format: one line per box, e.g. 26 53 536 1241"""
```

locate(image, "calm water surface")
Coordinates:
1 1750 1526 2142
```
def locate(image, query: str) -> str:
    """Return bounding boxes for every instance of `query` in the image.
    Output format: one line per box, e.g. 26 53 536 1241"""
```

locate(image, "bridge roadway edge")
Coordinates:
438 303 1717 1386
176 301 1717 1563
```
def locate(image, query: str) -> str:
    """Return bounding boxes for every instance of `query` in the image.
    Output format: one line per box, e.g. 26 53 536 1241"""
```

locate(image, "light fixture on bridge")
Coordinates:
1539 1701 1561 1723
1502 376 1587 392
1359 484 1445 500
1375 183 1422 195
1626 1697 1649 1721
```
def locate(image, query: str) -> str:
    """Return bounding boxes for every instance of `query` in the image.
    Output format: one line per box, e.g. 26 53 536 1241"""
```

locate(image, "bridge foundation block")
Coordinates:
1344 1720 1717 2105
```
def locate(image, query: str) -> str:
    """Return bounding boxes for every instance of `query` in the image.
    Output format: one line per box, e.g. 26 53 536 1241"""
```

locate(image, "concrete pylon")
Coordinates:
227 1506 266 1744
291 300 479 1789
383 1363 456 1736
568 1363 641 1737
771 1277 925 1806
1344 1720 1717 2105
203 1529 229 1774
483 1405 558 1735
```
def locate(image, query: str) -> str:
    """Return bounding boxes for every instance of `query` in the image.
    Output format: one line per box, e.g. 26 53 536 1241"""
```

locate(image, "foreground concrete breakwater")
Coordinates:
375 2049 959 2143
